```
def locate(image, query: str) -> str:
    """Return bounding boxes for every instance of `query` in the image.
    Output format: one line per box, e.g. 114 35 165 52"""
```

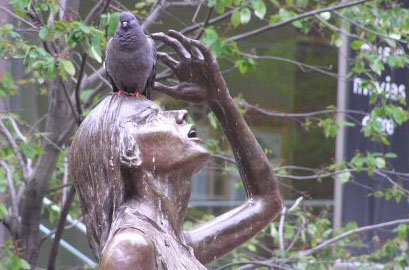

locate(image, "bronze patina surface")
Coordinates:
69 31 283 269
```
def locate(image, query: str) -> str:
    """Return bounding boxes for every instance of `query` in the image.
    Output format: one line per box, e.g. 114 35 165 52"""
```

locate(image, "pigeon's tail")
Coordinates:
145 88 151 99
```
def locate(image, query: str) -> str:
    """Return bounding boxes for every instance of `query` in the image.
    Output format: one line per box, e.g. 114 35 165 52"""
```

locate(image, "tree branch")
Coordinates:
0 160 19 217
61 83 80 125
299 218 409 256
74 54 87 123
226 0 371 42
142 0 167 31
195 7 213 39
241 100 367 118
0 5 39 29
313 14 371 48
84 0 112 25
238 51 339 78
47 186 76 270
0 119 29 180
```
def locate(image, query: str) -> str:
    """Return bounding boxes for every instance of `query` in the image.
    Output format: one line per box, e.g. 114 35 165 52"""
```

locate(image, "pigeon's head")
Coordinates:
119 12 140 31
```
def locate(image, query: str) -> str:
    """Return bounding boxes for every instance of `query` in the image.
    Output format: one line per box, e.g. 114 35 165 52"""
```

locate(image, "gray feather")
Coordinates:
105 12 156 98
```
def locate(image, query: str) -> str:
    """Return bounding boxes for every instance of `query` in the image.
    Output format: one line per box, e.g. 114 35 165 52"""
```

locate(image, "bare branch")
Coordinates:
299 218 409 256
180 8 234 35
84 0 112 25
191 3 202 23
80 63 108 90
7 117 33 177
226 0 371 42
241 100 367 118
61 83 81 125
47 186 76 270
74 54 87 123
166 2 203 8
238 52 339 78
278 206 286 253
0 5 39 29
142 0 168 31
216 260 293 270
83 82 106 109
61 156 68 204
195 7 213 39
0 160 19 217
0 119 29 180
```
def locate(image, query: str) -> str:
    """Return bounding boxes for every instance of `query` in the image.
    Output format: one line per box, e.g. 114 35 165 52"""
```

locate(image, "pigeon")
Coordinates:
105 12 156 99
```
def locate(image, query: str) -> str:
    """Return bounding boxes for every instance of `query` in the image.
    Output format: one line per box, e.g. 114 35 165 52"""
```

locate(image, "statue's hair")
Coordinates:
69 95 156 259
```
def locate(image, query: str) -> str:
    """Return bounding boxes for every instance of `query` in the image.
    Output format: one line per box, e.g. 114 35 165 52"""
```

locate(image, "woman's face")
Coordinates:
121 102 209 174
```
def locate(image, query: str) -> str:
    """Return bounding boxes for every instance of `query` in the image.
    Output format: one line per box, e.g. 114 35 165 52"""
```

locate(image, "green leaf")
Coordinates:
208 0 217 7
387 55 405 68
39 27 48 40
351 40 365 50
208 112 218 129
240 8 251 24
231 10 241 27
90 46 102 63
215 0 225 13
339 171 351 183
375 157 386 169
20 142 44 159
18 259 30 270
319 118 339 138
0 203 8 219
385 152 397 159
319 11 331 21
397 224 407 239
374 191 384 198
108 13 120 37
60 59 76 76
251 0 267 19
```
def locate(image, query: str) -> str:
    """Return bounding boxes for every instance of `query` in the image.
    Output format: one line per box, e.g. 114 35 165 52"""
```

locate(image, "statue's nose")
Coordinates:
176 110 188 124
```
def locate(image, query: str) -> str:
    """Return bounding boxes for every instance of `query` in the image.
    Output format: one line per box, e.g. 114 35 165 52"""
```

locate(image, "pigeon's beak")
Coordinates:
121 21 128 28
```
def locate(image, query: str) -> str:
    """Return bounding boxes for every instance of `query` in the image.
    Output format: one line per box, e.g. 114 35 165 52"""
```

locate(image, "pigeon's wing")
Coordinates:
144 36 156 100
105 38 119 92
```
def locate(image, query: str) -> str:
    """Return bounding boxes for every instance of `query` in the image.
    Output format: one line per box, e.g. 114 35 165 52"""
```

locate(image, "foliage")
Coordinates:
0 0 409 269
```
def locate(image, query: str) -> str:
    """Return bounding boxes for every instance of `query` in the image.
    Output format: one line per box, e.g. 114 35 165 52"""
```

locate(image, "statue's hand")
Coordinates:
151 30 229 104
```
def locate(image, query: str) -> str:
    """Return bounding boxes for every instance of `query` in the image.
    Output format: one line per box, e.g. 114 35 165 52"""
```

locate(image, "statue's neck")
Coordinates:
129 170 192 240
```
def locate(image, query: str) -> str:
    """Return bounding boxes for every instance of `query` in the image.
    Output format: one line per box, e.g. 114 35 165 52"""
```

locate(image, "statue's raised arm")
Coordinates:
152 30 283 264
69 30 282 270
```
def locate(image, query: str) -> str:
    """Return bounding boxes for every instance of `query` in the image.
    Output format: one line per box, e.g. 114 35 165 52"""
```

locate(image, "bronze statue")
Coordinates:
69 30 283 269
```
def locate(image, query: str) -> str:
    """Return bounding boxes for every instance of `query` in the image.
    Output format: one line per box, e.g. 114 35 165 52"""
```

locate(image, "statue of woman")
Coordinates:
69 30 282 269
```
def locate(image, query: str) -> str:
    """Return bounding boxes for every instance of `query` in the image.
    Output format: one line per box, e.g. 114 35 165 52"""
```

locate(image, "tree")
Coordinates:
0 0 408 269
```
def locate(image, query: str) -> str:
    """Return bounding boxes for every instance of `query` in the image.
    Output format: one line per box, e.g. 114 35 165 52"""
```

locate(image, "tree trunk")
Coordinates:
18 1 81 265
20 80 73 266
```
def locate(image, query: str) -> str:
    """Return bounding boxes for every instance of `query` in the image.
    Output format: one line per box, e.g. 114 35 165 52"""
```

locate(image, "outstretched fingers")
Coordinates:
151 32 191 61
190 39 215 67
167 30 204 61
153 82 180 98
157 52 178 70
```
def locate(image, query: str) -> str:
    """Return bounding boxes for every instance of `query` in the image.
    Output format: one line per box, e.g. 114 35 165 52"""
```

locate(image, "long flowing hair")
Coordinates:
69 95 154 259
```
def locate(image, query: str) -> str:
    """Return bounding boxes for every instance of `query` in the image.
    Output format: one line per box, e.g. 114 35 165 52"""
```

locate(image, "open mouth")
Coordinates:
188 126 198 138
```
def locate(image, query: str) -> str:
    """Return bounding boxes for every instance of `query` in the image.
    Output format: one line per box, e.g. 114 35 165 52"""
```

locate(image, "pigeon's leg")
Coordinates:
116 89 125 96
132 91 145 99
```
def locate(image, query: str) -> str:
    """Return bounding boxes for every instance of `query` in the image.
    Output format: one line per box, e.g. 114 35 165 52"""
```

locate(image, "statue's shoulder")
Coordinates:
100 229 155 270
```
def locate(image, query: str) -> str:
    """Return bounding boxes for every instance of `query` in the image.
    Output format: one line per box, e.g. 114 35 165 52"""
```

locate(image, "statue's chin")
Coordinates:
184 147 209 175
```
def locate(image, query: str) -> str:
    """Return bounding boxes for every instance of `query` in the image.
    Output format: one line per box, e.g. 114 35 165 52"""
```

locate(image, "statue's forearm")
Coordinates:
210 93 281 198
186 94 282 263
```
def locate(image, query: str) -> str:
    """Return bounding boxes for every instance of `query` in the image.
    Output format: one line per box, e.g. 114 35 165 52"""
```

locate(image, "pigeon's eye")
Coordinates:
121 21 128 27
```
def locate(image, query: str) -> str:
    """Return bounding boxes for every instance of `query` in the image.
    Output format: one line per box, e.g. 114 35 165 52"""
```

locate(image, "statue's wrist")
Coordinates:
209 89 233 112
